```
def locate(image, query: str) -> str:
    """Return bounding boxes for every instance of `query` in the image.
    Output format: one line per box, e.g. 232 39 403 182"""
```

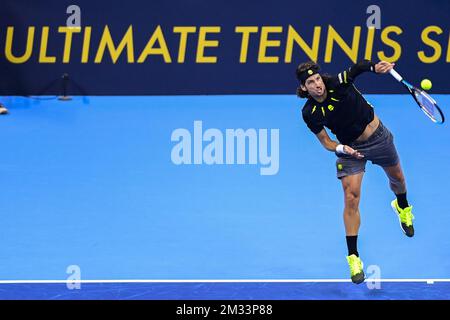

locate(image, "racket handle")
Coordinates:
389 69 403 82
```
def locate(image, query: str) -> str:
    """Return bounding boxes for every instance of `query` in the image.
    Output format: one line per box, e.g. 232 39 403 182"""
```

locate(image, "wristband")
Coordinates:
336 144 346 154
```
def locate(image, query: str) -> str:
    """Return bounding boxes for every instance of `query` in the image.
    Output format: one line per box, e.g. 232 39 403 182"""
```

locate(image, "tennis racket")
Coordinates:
389 69 445 124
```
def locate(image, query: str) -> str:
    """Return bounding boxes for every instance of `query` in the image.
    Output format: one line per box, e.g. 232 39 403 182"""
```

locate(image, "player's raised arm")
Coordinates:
336 60 393 85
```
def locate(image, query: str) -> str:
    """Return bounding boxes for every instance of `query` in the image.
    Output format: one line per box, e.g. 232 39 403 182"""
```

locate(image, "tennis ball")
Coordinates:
421 79 432 90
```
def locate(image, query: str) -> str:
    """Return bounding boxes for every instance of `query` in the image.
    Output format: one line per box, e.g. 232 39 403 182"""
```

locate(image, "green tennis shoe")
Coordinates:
346 254 365 284
391 199 415 237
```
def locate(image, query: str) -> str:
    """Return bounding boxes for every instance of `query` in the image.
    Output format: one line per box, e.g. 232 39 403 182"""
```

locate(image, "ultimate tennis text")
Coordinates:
3 25 450 64
171 121 279 176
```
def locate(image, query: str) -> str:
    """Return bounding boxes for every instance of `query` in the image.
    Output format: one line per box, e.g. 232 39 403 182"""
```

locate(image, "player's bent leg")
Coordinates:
383 163 406 194
383 163 415 237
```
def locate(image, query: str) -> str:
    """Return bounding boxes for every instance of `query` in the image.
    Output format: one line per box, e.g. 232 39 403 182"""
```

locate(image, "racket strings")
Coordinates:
414 90 444 123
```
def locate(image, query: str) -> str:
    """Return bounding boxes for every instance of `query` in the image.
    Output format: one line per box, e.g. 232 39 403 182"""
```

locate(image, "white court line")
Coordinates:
0 279 449 284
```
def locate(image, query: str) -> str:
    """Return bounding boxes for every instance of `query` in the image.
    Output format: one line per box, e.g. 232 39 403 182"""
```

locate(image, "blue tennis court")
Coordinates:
0 94 449 299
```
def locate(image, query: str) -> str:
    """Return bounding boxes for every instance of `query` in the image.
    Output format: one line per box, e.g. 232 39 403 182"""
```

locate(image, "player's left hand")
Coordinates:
343 145 364 159
375 61 395 74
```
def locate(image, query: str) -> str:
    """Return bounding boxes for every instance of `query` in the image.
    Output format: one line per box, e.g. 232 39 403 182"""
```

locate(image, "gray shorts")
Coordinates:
336 121 400 179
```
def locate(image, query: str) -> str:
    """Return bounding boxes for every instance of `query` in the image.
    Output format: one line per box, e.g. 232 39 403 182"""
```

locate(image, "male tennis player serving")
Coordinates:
296 60 415 284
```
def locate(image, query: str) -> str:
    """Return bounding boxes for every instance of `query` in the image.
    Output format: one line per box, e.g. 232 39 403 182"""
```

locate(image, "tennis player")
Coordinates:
296 60 415 284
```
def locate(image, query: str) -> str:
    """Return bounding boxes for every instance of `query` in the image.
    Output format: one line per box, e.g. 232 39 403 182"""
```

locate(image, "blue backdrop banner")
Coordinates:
1 0 449 95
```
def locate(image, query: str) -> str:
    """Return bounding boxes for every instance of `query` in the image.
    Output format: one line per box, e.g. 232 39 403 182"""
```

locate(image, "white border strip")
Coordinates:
0 279 449 284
